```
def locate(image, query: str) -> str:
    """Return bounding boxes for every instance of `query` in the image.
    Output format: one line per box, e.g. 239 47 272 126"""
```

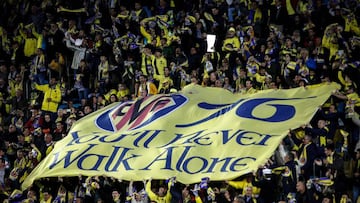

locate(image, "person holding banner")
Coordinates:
251 168 277 203
129 180 148 203
170 183 202 203
226 174 260 199
145 178 173 203
296 134 319 181
304 119 330 148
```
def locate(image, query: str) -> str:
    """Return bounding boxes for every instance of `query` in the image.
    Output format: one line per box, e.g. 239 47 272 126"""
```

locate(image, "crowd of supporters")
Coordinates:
0 0 360 202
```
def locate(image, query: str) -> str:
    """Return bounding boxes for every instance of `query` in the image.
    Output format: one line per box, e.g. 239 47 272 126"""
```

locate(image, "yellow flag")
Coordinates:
22 83 338 189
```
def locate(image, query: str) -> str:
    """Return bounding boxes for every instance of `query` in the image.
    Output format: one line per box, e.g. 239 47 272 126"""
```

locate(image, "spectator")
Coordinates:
353 148 360 202
97 55 110 94
10 88 28 113
0 158 6 185
242 186 257 203
295 180 317 203
136 74 158 97
34 76 61 120
305 119 330 148
295 134 319 180
226 174 260 198
145 178 173 203
129 180 148 203
24 107 43 134
251 168 277 203
48 51 65 79
40 133 54 158
53 121 66 142
31 48 47 85
112 187 122 203
316 143 346 201
75 59 90 101
41 188 53 203
41 113 53 133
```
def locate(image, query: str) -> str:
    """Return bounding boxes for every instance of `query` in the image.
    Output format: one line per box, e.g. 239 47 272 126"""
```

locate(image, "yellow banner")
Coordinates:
22 83 338 189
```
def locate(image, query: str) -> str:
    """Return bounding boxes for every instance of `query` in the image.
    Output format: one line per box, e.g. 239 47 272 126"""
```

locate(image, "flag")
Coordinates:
22 83 339 189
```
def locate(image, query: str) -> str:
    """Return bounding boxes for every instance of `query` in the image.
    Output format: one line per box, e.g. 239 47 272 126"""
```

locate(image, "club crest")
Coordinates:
95 94 188 132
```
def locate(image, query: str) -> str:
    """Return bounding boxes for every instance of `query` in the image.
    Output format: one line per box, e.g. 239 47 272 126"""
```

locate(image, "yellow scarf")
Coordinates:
136 9 143 17
340 195 349 203
326 152 333 165
58 6 86 13
254 8 262 23
320 136 327 147
285 0 295 15
299 143 310 164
